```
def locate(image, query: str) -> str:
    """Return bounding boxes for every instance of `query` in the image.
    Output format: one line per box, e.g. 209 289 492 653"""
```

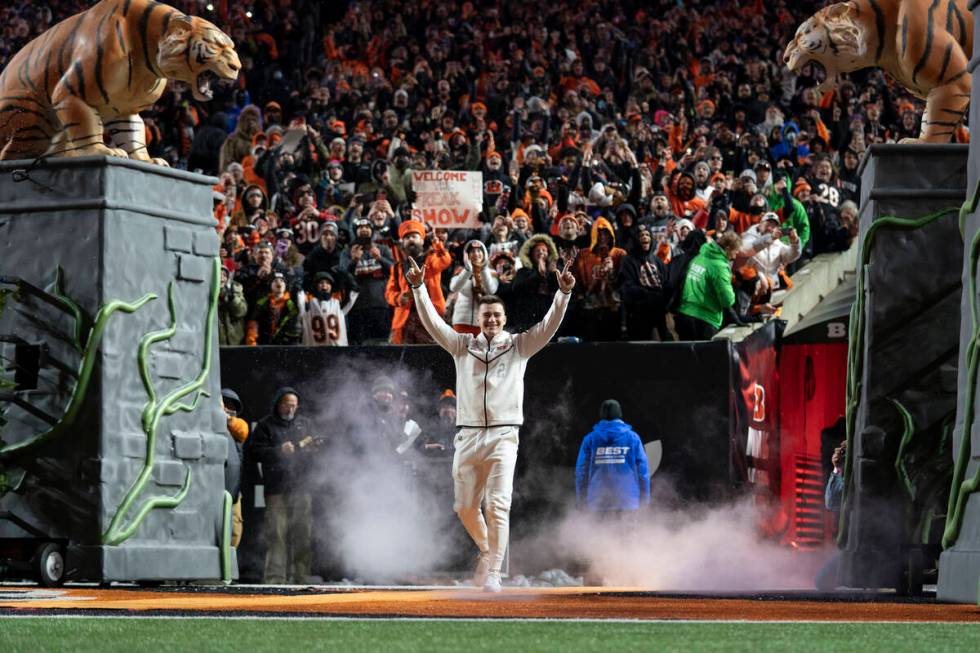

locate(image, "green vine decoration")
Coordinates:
102 257 219 546
891 399 916 502
0 292 155 460
840 205 959 543
45 266 90 353
942 181 980 548
221 490 233 583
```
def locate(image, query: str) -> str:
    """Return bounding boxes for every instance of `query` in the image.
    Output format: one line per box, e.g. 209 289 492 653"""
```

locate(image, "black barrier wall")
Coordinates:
220 340 735 579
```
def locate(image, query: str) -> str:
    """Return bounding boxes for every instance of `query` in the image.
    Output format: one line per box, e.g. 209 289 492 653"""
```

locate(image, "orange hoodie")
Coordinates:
576 217 626 296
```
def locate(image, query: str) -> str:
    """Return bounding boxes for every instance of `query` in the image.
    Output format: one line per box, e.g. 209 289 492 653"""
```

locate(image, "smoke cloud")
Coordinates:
514 492 828 590
302 358 460 583
265 354 827 590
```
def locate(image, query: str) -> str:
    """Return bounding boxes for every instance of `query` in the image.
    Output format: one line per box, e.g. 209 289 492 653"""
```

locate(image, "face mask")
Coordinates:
749 205 765 215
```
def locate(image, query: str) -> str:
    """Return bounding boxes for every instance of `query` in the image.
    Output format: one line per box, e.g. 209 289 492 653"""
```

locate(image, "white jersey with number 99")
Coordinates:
297 290 358 346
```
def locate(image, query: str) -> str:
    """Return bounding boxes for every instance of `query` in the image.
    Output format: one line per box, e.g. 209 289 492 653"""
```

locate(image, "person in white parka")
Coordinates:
449 240 499 336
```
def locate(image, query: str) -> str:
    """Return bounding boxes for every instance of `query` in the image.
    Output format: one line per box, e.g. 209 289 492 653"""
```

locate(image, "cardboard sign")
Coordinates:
410 170 483 229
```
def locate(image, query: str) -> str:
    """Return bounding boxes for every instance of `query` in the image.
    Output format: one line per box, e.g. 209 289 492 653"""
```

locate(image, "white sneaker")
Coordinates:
472 551 491 586
483 572 502 593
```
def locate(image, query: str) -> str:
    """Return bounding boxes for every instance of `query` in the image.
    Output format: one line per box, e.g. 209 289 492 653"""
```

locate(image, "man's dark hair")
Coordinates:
476 294 506 308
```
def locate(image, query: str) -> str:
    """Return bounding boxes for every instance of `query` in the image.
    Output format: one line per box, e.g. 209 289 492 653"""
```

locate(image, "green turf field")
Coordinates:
1 618 979 652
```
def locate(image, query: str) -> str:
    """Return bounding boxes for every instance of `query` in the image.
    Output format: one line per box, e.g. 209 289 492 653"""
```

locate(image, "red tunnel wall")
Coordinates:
777 342 847 548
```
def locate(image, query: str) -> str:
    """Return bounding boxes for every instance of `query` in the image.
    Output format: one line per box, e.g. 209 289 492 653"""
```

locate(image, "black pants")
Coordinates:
624 303 670 342
673 313 718 341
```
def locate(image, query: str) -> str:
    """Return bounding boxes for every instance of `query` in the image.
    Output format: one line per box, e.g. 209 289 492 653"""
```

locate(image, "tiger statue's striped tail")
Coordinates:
0 0 240 165
784 0 973 144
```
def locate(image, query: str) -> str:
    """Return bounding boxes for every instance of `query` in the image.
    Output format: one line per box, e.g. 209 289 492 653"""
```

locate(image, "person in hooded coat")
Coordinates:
247 387 317 584
511 233 560 332
575 399 650 514
576 217 627 341
220 104 263 171
619 224 669 341
449 240 499 334
675 231 741 340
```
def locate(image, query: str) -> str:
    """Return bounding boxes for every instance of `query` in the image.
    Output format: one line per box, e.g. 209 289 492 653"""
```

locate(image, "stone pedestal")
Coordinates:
937 16 980 600
842 145 967 593
0 156 236 582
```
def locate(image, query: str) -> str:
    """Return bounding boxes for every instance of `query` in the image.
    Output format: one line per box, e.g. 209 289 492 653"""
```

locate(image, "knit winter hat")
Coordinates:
599 399 623 421
371 376 396 395
398 220 426 239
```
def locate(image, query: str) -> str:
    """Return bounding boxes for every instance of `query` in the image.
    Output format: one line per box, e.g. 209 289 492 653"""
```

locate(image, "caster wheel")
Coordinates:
36 542 65 587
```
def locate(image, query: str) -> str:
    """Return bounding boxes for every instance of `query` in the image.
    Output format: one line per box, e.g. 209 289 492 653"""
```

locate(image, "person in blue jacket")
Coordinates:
575 399 651 514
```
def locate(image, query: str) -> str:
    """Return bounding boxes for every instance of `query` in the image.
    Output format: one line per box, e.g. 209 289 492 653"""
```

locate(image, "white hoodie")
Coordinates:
449 240 499 327
413 284 570 427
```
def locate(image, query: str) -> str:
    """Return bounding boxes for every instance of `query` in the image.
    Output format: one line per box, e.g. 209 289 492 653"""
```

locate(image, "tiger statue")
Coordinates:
784 0 973 143
0 0 240 165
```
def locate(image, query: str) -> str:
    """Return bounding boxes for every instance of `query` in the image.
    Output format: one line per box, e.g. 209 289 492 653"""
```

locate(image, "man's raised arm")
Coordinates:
516 258 576 358
407 257 466 356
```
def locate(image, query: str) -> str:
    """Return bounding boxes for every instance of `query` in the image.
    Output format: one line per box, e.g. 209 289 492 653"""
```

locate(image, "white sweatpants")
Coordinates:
452 426 519 574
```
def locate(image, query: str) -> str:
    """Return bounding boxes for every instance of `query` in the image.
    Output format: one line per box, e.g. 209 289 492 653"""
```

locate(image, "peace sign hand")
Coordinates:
406 256 426 288
556 258 576 294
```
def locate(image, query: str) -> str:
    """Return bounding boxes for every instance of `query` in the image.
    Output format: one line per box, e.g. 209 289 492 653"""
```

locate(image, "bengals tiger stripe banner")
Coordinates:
410 170 484 229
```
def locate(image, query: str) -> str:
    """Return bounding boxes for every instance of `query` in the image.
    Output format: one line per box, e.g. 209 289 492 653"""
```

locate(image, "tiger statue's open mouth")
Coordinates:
782 4 866 93
196 70 219 100
159 16 241 103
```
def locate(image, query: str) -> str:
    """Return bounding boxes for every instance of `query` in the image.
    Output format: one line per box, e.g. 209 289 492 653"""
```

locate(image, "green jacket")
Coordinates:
767 183 811 248
677 241 736 329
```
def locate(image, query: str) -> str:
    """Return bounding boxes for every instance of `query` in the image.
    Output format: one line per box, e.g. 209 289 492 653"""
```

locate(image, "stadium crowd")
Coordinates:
2 0 945 344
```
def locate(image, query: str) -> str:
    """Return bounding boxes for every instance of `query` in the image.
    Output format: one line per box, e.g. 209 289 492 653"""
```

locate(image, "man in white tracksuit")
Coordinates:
407 256 576 592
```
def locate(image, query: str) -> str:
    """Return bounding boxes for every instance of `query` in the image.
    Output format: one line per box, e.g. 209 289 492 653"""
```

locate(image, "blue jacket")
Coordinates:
575 419 650 511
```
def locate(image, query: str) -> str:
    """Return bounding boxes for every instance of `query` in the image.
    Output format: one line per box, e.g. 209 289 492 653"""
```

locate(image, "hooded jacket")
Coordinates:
769 121 810 163
575 419 650 511
668 170 707 219
575 217 626 302
449 240 499 326
231 183 273 228
412 281 570 427
619 239 667 306
511 234 561 330
247 387 311 495
677 240 736 329
220 104 262 171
